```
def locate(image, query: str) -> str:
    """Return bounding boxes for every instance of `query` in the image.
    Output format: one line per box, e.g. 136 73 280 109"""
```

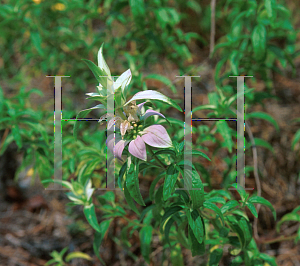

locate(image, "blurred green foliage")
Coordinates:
1 0 299 265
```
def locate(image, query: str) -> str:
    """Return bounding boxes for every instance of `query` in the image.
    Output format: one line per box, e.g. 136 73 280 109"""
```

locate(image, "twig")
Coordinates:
256 234 297 245
210 0 216 57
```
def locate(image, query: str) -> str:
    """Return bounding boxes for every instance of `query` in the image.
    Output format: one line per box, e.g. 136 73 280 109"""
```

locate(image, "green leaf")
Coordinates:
65 252 92 262
264 0 273 18
126 156 145 206
177 220 189 249
216 121 233 153
140 225 153 263
249 137 274 153
251 24 267 61
221 200 239 214
246 112 279 132
163 165 179 201
188 224 206 256
176 166 204 209
83 204 100 232
154 149 176 158
30 31 44 56
186 209 204 244
192 104 217 113
259 253 277 266
11 125 22 149
170 243 185 266
203 201 224 225
248 196 276 220
130 0 146 22
149 172 165 201
97 43 111 77
118 161 127 189
144 74 177 93
125 90 182 112
227 216 247 249
161 206 183 228
82 59 112 89
74 104 106 140
276 212 300 232
246 202 258 218
184 149 211 161
292 129 300 150
230 183 248 202
239 217 252 248
209 248 223 266
93 219 112 262
164 217 175 247
205 197 226 205
124 182 140 215
114 69 132 95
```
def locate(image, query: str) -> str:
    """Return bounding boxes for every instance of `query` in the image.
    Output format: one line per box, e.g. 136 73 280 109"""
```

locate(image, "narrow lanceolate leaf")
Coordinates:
125 90 183 112
82 59 112 89
192 104 217 113
186 209 204 244
144 74 177 93
230 183 248 202
221 200 239 214
83 204 101 233
246 112 279 132
140 225 153 264
161 206 183 228
97 43 111 77
124 182 140 215
252 137 274 153
114 69 132 94
93 219 113 261
251 24 267 61
163 165 179 201
184 149 211 161
164 217 175 247
188 225 206 256
74 104 106 140
216 121 233 153
276 213 300 232
238 217 252 248
177 166 204 209
65 252 92 262
246 202 258 218
227 216 246 249
125 157 145 206
248 196 276 220
203 201 225 226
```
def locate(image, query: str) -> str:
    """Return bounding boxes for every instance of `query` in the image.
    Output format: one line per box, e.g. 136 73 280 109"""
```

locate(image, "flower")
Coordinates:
105 102 172 161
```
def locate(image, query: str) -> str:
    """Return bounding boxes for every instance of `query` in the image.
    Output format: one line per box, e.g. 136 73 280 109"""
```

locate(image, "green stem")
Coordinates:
147 146 167 170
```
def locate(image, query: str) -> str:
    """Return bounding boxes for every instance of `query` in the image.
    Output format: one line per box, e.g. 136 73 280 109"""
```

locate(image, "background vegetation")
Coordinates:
0 0 300 265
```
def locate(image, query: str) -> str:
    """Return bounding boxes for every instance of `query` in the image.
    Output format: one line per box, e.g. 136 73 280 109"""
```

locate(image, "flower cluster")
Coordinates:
103 101 172 161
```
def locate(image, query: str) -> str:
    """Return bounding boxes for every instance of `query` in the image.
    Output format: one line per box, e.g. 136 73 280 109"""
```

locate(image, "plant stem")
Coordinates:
256 234 298 244
147 146 167 170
